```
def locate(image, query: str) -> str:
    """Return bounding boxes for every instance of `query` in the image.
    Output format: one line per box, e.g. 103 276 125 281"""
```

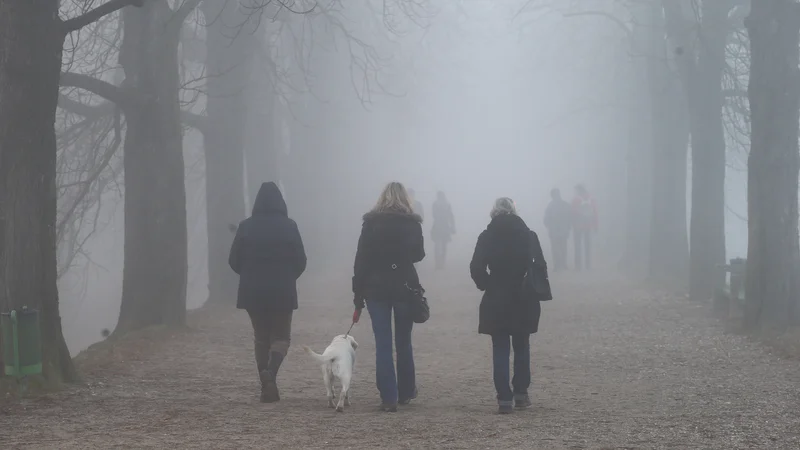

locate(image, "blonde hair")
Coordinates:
490 197 517 219
371 181 414 215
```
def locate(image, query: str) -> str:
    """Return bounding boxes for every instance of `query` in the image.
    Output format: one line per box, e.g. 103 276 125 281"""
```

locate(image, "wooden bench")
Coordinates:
713 257 746 318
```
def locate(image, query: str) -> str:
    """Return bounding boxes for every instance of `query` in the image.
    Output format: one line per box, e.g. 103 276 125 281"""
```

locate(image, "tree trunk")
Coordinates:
201 0 255 306
0 0 76 382
648 88 689 285
621 2 656 276
115 0 188 333
744 0 800 331
648 3 690 285
686 1 730 301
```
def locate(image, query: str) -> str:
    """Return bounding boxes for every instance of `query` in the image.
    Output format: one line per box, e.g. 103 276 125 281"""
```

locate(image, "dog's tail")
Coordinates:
303 345 333 364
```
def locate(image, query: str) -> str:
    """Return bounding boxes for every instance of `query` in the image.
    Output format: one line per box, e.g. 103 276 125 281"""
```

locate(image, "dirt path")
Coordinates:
3 268 800 449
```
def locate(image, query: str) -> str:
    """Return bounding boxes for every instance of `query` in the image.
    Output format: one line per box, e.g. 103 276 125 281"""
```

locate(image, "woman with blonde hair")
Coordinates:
470 197 547 414
352 181 425 412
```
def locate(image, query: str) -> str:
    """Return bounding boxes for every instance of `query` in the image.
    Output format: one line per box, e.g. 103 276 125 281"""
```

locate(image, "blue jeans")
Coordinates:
491 334 531 402
366 299 416 405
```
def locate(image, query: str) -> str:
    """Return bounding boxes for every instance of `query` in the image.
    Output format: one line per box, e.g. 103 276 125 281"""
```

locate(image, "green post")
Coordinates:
1 307 42 378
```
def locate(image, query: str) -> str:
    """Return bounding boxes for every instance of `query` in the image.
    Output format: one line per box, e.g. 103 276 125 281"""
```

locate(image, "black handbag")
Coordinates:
523 262 552 301
403 282 430 324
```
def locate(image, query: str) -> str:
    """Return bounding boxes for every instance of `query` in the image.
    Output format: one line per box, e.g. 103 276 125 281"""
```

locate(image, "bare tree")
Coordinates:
663 0 739 301
0 0 146 383
643 1 690 286
744 0 800 331
59 0 202 334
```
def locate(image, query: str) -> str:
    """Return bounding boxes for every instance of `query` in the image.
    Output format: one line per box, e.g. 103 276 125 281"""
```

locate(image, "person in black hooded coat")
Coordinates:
353 181 425 412
470 197 546 414
229 181 306 403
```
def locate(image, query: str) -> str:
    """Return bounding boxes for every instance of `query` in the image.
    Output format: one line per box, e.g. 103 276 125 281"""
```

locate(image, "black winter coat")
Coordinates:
470 213 546 335
229 182 307 311
352 210 425 301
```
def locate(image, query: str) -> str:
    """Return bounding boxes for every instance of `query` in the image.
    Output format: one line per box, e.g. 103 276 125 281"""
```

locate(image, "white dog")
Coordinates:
303 334 359 412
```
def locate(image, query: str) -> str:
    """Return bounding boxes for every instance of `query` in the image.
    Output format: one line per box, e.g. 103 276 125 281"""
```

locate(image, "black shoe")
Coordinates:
380 403 398 412
259 370 280 403
399 387 418 405
497 396 514 414
498 405 513 414
514 393 531 410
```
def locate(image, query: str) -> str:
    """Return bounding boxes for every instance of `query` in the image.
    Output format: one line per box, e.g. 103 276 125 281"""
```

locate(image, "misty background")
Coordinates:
54 0 748 354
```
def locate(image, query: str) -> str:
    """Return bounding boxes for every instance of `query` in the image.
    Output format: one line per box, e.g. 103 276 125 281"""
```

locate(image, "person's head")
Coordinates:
550 188 561 200
371 181 414 214
252 181 287 216
436 190 446 201
490 197 517 219
575 184 588 197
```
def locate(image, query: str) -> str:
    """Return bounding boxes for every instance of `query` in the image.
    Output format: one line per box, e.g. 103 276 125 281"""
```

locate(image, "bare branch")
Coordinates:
168 0 205 34
60 72 131 107
59 93 208 132
61 0 145 35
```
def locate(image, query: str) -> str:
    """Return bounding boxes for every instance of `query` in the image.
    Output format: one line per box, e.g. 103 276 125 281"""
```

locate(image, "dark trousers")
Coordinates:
366 299 415 405
491 334 531 403
573 228 592 270
549 233 569 271
434 240 447 270
247 309 293 378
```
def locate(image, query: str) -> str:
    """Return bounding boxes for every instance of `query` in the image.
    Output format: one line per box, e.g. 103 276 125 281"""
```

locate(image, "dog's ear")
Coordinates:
349 336 359 350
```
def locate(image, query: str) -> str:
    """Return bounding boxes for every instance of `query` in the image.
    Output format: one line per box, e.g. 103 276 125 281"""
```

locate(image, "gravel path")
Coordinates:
2 268 800 449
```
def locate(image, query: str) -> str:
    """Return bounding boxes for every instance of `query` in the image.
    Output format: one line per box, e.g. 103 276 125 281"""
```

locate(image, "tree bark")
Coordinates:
621 1 656 277
0 0 76 382
115 0 189 333
744 0 800 331
200 0 255 306
648 2 690 285
684 1 731 301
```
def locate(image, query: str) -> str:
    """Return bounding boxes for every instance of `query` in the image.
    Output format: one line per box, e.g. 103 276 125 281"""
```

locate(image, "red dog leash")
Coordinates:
345 308 361 337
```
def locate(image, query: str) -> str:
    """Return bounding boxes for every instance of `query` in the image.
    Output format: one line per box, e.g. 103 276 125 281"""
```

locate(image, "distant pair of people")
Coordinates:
543 184 598 271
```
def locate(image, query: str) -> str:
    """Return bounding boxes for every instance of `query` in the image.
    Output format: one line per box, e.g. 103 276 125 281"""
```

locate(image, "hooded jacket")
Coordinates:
470 213 545 335
352 209 425 301
229 182 307 311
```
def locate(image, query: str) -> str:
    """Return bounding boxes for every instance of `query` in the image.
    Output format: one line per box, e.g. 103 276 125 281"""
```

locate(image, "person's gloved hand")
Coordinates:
353 295 365 310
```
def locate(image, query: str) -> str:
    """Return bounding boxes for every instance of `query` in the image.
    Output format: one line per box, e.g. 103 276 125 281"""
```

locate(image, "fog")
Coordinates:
55 0 749 354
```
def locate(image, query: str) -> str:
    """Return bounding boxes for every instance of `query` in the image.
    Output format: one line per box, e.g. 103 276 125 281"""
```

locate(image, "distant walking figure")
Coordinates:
571 184 598 270
543 188 572 271
229 182 307 403
431 191 456 270
470 197 546 414
352 181 425 412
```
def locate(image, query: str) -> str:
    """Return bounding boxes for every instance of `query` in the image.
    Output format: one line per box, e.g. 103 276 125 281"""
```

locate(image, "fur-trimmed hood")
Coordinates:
362 210 423 223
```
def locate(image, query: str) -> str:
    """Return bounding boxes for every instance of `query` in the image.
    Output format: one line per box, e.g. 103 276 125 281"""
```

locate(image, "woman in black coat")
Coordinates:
352 181 425 412
470 197 546 414
229 182 307 403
